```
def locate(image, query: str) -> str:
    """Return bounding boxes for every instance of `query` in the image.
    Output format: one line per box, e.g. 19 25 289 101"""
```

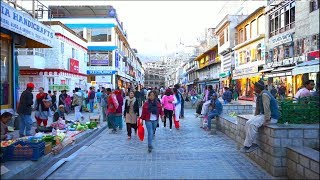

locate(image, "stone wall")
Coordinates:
222 104 253 115
215 114 320 177
287 146 319 179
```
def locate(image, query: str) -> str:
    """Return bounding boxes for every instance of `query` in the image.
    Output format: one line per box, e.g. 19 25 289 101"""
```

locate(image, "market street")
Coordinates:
47 109 273 179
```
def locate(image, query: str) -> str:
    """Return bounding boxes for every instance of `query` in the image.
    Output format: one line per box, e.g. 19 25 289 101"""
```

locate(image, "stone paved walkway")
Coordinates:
48 109 273 179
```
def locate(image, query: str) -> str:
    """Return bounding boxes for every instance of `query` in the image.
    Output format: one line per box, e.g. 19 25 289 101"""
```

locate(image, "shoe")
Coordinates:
128 136 131 139
240 144 259 153
148 146 152 153
110 130 117 134
169 129 172 131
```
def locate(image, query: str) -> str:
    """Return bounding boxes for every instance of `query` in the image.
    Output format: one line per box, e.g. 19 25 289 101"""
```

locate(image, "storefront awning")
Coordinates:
233 73 261 80
259 68 274 73
272 66 294 72
292 60 320 75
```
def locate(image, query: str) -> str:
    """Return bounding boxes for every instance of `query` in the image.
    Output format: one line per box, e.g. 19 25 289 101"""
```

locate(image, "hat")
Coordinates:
59 105 64 108
254 80 265 90
26 83 35 89
212 93 217 97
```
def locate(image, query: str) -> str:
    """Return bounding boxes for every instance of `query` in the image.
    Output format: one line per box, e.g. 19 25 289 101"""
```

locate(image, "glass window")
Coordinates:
226 28 228 42
258 15 265 34
72 48 76 58
310 0 320 12
0 37 11 106
87 28 112 42
250 20 257 37
219 32 225 46
61 42 64 54
245 25 250 41
89 51 112 66
72 28 84 38
290 5 295 23
280 9 285 29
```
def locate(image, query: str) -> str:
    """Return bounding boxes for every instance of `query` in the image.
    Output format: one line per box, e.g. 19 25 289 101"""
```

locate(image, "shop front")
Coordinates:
1 1 55 113
292 59 320 92
87 70 116 89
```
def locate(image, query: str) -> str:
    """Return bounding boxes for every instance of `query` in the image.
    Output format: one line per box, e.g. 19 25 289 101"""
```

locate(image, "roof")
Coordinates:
235 6 265 29
48 6 116 18
41 21 87 42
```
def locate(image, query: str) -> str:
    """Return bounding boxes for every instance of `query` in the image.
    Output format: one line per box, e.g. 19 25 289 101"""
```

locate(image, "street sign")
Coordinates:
87 70 117 75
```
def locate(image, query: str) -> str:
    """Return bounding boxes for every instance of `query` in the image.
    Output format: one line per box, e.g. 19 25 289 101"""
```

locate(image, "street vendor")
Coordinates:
1 112 13 140
53 105 66 122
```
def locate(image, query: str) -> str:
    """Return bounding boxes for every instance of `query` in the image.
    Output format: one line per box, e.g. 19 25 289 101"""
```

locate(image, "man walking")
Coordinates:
88 87 95 113
100 87 108 122
17 83 35 137
134 87 141 107
240 80 280 153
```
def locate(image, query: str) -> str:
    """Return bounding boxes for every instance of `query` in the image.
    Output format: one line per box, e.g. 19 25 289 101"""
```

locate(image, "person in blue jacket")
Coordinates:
207 93 223 131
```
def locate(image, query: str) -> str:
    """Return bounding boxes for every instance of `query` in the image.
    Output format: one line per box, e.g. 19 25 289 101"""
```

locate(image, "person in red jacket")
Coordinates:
140 90 164 153
114 89 124 130
106 88 119 134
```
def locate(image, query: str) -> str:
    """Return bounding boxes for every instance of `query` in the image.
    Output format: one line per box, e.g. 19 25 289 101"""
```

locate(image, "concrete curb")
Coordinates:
2 124 108 179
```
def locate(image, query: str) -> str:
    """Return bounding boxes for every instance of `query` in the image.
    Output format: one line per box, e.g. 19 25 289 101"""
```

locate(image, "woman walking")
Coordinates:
173 88 182 129
124 91 139 139
161 88 174 130
72 88 84 122
140 91 163 153
114 89 124 130
34 87 52 127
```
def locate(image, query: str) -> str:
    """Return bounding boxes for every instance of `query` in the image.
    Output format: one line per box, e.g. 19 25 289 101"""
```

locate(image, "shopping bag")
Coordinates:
173 114 180 129
137 118 144 141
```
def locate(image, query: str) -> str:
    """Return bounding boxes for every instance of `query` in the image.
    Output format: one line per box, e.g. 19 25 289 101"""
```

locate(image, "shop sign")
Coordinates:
270 33 292 47
307 50 320 61
219 71 230 78
69 58 79 73
95 75 112 83
87 70 117 75
233 66 258 76
268 57 295 68
1 2 54 47
19 70 39 75
115 51 119 68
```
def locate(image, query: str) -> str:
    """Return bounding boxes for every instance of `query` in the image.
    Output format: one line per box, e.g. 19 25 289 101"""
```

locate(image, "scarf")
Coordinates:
126 96 136 106
148 99 158 115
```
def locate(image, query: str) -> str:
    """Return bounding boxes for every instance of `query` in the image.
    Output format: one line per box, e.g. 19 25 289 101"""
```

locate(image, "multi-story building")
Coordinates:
233 7 266 101
215 15 248 89
18 21 88 94
144 61 167 88
1 0 55 113
184 57 199 91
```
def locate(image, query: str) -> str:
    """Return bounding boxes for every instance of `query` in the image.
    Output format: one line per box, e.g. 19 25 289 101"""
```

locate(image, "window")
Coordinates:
226 28 229 42
250 20 257 37
219 31 225 46
257 15 265 34
280 9 285 32
72 48 76 58
88 51 112 66
245 25 250 41
72 28 84 38
48 77 54 86
66 78 71 86
0 37 11 107
239 29 244 43
61 42 64 54
87 28 112 42
310 0 319 12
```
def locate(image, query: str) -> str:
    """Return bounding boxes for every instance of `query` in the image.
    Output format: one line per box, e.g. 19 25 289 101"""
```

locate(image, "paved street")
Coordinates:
47 109 273 179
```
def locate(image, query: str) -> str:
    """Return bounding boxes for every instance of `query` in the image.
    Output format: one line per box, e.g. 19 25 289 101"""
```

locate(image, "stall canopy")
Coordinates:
292 60 320 75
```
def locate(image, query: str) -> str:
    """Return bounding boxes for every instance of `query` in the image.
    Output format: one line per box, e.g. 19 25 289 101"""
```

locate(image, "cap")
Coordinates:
254 80 265 90
26 83 35 89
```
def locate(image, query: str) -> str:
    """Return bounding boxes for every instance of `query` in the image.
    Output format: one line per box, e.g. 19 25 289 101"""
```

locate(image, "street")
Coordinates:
47 109 272 179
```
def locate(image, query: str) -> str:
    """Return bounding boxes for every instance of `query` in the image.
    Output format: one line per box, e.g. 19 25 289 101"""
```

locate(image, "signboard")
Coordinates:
233 66 258 76
89 52 109 65
1 1 54 47
219 71 230 78
90 59 109 65
115 51 119 68
69 58 79 73
269 32 293 47
20 70 39 75
95 75 112 84
87 70 117 75
307 50 320 61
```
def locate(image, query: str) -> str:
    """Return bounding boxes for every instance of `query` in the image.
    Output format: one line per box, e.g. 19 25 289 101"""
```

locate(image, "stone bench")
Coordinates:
287 146 319 179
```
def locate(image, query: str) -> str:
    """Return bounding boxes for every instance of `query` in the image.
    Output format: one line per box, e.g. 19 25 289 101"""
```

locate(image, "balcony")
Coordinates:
17 49 46 69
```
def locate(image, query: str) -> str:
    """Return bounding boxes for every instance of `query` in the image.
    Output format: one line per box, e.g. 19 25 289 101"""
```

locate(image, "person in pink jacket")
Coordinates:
161 88 175 130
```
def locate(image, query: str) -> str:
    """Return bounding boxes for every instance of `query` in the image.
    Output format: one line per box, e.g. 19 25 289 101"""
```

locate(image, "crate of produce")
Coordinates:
4 141 45 161
44 142 52 155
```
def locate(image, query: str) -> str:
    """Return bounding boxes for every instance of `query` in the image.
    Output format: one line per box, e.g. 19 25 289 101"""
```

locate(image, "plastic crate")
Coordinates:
1 147 8 162
4 141 45 161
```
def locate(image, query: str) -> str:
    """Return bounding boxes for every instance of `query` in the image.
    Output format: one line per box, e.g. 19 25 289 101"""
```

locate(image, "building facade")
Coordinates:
18 21 88 94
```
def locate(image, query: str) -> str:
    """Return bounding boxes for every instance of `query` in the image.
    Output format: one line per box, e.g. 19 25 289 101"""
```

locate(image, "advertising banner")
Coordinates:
69 58 79 73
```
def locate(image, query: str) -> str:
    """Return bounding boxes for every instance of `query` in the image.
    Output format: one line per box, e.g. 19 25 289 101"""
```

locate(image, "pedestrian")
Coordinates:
84 90 89 112
233 86 239 101
34 87 52 127
189 87 198 107
173 88 182 128
294 80 315 99
174 84 185 119
222 87 233 104
72 88 84 122
100 87 108 122
140 90 164 153
53 105 66 122
114 89 124 130
65 94 72 114
106 88 119 133
199 85 216 118
161 88 174 130
278 84 286 100
58 90 66 106
17 83 35 137
134 87 142 107
51 90 57 111
240 80 280 153
1 112 13 140
124 91 139 139
140 87 146 104
206 93 223 131
96 89 102 112
88 87 95 113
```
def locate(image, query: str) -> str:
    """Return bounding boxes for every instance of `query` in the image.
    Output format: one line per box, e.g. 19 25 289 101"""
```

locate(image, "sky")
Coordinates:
19 0 266 60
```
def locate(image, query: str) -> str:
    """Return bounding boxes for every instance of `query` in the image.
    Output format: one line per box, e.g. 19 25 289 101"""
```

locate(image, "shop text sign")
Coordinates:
1 2 55 47
69 58 79 73
270 33 292 47
233 66 258 76
87 70 117 75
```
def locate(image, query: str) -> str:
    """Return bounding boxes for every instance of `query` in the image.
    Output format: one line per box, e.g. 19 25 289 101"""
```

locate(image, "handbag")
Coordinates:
137 118 144 141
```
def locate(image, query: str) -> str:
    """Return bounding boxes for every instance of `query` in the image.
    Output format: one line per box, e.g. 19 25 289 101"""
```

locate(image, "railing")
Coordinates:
278 96 320 124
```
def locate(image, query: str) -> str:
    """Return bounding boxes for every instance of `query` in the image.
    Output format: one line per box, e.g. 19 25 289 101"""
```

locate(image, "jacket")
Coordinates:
123 97 139 116
115 93 124 114
17 89 34 115
223 90 233 102
107 93 119 114
209 99 223 115
256 90 280 120
161 95 174 111
140 100 164 121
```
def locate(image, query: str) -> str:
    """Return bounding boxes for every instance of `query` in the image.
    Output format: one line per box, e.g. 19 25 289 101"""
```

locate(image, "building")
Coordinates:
45 5 141 89
215 15 248 89
18 21 88 94
1 0 55 113
144 61 167 88
233 7 266 101
184 57 199 92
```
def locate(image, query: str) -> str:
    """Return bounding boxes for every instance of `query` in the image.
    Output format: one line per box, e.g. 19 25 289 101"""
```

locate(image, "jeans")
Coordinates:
191 96 197 106
89 99 94 112
101 106 107 121
19 115 33 136
145 120 158 147
180 100 184 117
207 110 219 130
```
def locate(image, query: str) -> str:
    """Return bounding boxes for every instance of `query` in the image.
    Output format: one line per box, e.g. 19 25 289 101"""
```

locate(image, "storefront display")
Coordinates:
236 76 260 101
